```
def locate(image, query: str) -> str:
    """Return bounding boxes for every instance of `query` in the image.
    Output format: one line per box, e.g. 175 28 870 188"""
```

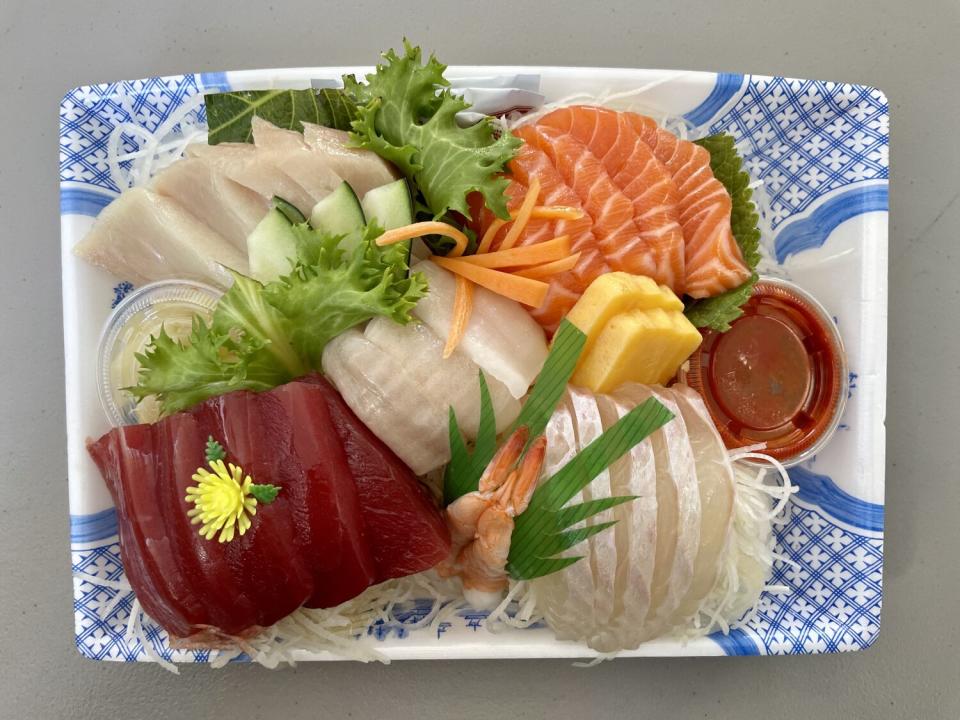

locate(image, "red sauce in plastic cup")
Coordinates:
682 277 847 466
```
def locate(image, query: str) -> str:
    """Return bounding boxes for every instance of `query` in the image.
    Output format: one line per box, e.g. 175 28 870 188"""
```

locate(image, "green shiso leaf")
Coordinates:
683 133 762 332
204 88 358 145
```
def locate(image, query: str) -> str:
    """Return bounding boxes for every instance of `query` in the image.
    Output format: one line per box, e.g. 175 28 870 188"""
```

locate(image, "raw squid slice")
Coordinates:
530 396 596 637
594 392 658 650
362 317 520 437
566 387 618 643
301 122 399 198
669 385 736 626
72 187 249 287
411 260 548 399
615 384 700 631
322 328 450 474
150 157 269 251
186 142 317 216
250 118 344 202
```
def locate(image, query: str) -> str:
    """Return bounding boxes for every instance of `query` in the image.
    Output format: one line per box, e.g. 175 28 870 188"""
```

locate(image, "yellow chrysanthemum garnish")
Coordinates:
186 459 260 543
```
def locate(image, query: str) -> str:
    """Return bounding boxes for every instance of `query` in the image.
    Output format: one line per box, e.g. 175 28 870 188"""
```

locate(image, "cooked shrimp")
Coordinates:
438 427 547 609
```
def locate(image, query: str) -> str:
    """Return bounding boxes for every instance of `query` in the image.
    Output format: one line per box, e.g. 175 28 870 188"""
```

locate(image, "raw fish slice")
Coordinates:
72 187 249 288
614 385 699 634
362 317 521 437
150 157 269 251
266 382 378 608
530 396 596 638
470 143 611 333
668 385 736 625
537 107 685 293
626 114 750 297
411 260 548 399
566 387 617 642
186 142 317 216
594 392 658 650
251 118 344 203
307 376 450 579
514 124 640 259
301 122 399 197
322 328 451 474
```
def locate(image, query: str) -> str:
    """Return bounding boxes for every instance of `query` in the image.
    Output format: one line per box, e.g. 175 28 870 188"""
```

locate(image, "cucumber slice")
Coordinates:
247 208 298 283
309 182 365 252
272 195 306 225
361 179 414 231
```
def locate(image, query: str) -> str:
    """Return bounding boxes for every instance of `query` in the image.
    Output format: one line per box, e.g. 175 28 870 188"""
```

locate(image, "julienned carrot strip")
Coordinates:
529 206 584 221
499 177 540 251
511 252 581 279
431 257 549 308
477 218 506 255
458 236 571 269
376 222 469 258
443 276 474 358
476 204 583 255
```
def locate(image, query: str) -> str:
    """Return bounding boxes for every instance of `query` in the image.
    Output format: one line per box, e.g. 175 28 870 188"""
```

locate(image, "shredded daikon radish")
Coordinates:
485 580 544 632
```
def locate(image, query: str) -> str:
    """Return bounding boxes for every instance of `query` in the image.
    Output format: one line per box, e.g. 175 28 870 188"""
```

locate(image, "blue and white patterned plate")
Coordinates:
61 66 887 663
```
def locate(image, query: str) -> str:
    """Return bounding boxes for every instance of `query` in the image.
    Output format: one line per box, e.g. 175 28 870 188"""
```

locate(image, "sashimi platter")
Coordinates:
61 42 888 667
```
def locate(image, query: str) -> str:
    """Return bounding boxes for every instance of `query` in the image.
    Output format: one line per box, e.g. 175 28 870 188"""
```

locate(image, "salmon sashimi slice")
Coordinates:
537 106 686 294
626 114 751 297
476 142 610 332
515 124 640 257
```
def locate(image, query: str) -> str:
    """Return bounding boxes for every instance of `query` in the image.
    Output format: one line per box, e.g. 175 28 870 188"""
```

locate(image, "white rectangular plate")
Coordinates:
62 65 887 663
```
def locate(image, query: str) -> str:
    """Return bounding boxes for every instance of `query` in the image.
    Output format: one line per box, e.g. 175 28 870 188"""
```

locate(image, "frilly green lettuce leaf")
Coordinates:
343 41 521 220
132 226 425 416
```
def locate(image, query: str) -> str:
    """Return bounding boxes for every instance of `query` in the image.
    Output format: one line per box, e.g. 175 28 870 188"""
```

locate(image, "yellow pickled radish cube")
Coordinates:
566 272 683 356
571 307 702 393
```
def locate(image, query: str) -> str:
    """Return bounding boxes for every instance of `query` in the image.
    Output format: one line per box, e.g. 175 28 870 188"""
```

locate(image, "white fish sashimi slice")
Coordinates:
566 387 617 648
595 392 658 650
645 386 701 627
614 384 699 634
669 385 736 626
251 116 310 151
322 328 449 474
362 317 520 438
186 143 317 216
301 122 399 197
530 395 596 640
72 187 249 287
411 260 548 399
150 158 269 251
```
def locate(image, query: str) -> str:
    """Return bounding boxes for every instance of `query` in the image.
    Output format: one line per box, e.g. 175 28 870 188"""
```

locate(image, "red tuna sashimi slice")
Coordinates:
537 106 686 294
308 375 451 578
625 114 751 297
87 378 450 641
210 383 378 610
89 405 316 639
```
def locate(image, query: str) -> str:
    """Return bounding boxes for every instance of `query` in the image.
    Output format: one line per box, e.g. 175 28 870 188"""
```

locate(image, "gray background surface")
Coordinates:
1 1 957 718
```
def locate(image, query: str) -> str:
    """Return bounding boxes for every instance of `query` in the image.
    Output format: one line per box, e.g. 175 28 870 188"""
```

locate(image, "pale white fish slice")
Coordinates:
250 116 310 151
566 386 618 648
668 385 736 626
362 317 521 438
411 260 548 399
251 119 344 203
150 158 269 251
614 384 699 635
186 143 317 216
322 328 449 474
72 187 248 288
301 122 399 198
594 391 658 651
530 394 596 640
